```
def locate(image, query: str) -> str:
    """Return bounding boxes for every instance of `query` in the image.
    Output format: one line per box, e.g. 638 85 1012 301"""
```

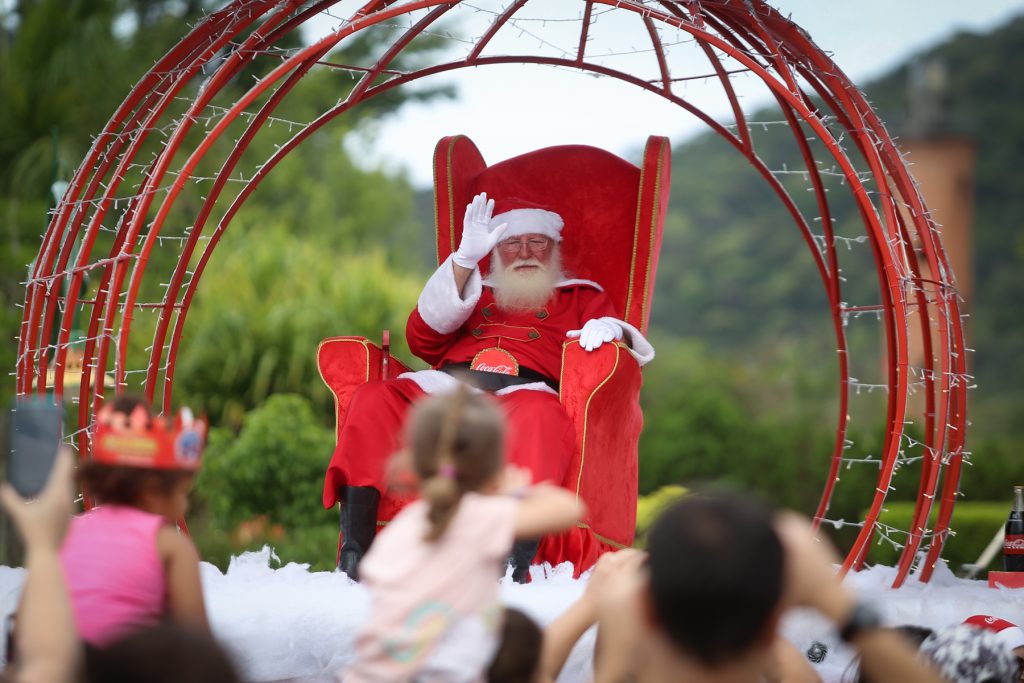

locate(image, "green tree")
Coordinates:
0 1 216 400
175 221 424 427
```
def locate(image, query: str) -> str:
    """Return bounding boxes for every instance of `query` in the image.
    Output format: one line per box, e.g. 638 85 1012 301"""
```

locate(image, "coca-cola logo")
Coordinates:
471 348 518 376
1004 535 1024 554
475 363 515 374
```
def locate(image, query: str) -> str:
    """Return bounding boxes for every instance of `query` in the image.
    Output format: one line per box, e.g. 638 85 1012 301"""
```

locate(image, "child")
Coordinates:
347 388 584 683
58 395 209 647
1 447 79 683
487 549 648 683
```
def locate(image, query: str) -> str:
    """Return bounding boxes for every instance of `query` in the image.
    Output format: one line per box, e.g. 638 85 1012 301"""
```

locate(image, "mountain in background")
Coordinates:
654 14 1024 427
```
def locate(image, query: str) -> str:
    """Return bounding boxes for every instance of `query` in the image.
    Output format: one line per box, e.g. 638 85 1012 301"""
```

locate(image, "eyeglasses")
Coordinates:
497 237 552 254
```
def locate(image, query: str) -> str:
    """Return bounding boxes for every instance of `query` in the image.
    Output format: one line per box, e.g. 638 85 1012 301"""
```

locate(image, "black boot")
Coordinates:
509 540 539 584
337 486 381 580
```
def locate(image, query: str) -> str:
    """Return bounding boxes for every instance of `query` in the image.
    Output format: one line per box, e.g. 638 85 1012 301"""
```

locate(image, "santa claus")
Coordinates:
323 192 654 580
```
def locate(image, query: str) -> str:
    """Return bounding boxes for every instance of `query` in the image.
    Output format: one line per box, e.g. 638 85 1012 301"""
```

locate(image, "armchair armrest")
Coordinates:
558 340 643 548
317 336 411 442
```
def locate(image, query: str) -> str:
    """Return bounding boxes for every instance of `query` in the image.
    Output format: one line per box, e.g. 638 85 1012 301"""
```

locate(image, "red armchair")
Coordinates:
319 135 671 574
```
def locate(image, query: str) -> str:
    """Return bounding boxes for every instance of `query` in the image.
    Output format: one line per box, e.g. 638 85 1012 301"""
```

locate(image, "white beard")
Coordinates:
489 249 562 313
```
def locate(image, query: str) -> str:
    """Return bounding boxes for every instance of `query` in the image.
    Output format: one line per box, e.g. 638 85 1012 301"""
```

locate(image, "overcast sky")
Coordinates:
333 0 1024 188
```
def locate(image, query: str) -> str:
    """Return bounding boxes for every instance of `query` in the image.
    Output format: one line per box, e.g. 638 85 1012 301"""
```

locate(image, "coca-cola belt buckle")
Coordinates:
470 348 519 376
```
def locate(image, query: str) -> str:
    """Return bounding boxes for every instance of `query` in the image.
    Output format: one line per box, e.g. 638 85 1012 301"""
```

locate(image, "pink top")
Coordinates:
348 492 520 683
59 505 168 646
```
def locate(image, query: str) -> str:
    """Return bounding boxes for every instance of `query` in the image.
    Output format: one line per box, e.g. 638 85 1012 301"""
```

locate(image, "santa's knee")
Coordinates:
502 391 570 428
501 392 574 482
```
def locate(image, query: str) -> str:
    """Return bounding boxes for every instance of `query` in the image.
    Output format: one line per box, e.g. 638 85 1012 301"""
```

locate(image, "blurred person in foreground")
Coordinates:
0 442 241 683
345 388 583 682
487 549 649 683
962 616 1024 682
919 625 1017 683
592 492 947 683
81 623 241 683
847 625 935 683
58 396 209 647
0 448 79 683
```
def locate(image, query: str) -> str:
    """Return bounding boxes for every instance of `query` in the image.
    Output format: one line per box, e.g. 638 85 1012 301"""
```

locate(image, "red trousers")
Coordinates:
322 379 575 509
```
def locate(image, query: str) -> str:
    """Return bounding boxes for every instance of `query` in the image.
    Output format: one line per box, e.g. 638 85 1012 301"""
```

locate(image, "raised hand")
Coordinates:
0 447 75 552
453 192 508 269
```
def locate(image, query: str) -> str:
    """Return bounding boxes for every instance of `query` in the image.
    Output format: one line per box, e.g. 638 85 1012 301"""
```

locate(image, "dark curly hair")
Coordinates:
81 394 193 505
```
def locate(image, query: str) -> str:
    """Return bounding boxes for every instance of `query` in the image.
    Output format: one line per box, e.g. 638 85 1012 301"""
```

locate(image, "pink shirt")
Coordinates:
59 505 168 646
348 493 519 683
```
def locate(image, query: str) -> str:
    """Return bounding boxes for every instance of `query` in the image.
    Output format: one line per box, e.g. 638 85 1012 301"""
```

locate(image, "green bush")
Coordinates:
634 485 688 547
864 501 1009 571
195 394 336 531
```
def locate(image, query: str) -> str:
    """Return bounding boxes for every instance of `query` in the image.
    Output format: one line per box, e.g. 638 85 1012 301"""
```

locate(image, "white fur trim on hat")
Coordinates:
490 208 563 242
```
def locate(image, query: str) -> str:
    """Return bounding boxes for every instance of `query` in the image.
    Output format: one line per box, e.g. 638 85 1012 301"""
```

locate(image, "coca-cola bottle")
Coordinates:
1004 485 1024 572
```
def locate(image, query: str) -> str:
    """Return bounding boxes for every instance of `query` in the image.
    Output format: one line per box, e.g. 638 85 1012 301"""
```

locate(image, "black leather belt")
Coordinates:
440 362 559 393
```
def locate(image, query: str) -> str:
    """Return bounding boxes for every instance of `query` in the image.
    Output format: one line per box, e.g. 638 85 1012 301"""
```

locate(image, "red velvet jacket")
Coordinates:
407 283 617 381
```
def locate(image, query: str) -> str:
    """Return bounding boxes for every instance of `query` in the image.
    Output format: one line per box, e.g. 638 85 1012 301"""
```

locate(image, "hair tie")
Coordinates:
438 463 457 480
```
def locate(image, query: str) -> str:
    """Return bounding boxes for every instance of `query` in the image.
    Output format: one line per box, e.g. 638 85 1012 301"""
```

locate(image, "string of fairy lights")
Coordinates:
13 0 968 575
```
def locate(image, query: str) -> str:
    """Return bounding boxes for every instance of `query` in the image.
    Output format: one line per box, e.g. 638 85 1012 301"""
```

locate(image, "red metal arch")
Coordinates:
16 0 967 587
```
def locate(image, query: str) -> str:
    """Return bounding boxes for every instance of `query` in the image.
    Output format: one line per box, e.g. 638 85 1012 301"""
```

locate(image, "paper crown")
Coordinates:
91 404 206 471
489 197 564 242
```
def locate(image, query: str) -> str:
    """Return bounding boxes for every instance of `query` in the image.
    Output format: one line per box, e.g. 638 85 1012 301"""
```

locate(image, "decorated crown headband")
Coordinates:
91 404 206 471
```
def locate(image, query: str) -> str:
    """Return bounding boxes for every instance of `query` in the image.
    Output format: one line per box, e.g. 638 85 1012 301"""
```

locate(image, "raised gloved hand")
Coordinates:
566 317 624 351
453 192 508 269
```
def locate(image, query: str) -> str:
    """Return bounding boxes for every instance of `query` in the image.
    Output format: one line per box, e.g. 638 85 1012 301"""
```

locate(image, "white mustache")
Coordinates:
511 258 545 270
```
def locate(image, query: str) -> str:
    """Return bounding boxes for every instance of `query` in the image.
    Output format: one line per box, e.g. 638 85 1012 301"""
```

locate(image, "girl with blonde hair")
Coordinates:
346 387 583 683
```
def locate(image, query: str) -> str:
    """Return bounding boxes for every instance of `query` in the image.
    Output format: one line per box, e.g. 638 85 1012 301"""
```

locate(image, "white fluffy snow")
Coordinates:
2 549 1023 682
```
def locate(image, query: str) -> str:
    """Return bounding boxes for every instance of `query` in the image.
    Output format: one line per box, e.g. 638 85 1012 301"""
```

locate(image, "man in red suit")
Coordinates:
323 193 654 579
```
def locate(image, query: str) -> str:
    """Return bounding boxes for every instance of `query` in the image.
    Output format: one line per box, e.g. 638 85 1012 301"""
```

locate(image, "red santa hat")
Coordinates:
488 197 564 242
963 615 1024 651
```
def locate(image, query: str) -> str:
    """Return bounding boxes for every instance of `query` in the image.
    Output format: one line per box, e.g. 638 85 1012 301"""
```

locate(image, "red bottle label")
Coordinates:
1004 535 1024 555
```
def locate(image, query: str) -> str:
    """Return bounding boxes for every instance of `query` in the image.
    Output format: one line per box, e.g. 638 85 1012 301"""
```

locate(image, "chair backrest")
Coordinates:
433 135 671 334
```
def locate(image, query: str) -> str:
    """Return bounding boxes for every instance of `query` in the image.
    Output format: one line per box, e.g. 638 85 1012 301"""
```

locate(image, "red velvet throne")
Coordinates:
318 135 671 574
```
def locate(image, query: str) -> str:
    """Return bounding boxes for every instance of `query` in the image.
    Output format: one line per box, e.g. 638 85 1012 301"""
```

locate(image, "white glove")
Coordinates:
453 192 508 269
566 318 624 352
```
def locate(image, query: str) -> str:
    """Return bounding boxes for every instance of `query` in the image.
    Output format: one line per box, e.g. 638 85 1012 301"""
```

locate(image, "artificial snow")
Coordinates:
2 548 1023 682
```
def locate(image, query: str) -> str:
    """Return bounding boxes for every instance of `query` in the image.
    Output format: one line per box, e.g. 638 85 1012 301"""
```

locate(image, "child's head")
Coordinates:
83 623 241 683
407 387 505 542
487 608 543 683
644 491 784 667
81 395 204 518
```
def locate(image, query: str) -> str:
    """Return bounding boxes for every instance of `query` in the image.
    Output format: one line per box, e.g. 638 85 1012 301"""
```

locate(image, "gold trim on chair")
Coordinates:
447 137 464 256
575 522 628 550
558 340 624 499
316 337 372 437
624 154 646 324
640 139 666 329
432 144 442 266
